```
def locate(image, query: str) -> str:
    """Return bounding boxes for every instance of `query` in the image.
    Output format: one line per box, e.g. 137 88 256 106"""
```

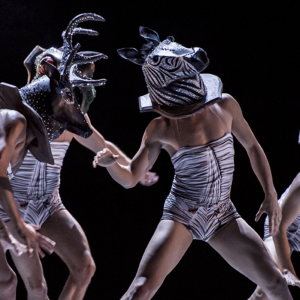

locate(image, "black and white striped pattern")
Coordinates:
0 142 69 226
161 133 240 241
143 55 206 107
264 186 300 252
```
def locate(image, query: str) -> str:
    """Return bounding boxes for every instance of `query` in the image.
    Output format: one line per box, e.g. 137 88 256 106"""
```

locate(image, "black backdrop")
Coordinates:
0 0 300 299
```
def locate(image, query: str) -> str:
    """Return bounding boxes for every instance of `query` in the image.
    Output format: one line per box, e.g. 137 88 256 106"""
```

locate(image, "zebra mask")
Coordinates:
118 27 223 119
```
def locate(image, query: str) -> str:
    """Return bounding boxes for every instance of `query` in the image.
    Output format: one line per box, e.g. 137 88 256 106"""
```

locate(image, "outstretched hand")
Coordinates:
283 269 300 287
139 171 159 186
93 148 119 168
17 223 55 258
0 226 27 256
255 192 281 235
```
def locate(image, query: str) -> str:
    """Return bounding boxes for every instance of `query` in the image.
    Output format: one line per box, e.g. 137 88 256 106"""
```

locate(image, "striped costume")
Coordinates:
162 133 240 241
0 142 69 226
264 186 300 252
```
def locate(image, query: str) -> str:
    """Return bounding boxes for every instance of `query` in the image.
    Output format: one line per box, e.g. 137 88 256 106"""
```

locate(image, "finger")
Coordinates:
37 247 45 258
39 239 55 254
277 211 282 227
273 214 280 235
37 233 56 248
269 216 274 235
255 209 264 222
93 160 97 168
30 225 41 231
112 155 119 160
25 238 34 258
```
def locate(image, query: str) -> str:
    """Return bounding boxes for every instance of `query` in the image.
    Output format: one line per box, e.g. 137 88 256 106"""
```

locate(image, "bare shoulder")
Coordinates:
0 109 26 136
144 116 166 144
218 93 242 116
0 109 26 125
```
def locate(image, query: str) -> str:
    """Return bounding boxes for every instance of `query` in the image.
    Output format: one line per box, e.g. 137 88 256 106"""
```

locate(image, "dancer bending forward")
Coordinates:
93 27 292 300
0 52 157 300
250 173 300 299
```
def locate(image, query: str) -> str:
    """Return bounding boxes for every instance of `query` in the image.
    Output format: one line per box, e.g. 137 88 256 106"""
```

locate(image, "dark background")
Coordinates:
1 0 300 299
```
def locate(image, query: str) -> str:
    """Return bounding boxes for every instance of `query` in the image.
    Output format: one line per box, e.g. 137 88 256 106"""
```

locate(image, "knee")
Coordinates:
27 277 48 298
264 272 287 297
122 277 158 300
0 270 18 298
70 253 96 286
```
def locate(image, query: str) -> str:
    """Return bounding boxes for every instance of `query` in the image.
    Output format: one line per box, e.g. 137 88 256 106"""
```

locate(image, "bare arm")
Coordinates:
93 119 162 188
0 111 55 256
74 114 130 165
222 94 281 234
273 174 300 279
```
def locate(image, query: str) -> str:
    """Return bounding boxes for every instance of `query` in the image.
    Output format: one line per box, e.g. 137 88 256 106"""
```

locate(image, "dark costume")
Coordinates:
0 13 107 166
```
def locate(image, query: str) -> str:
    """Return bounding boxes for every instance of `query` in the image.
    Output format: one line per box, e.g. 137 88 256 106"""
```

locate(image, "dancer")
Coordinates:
93 27 291 300
0 13 109 299
0 29 158 300
249 172 300 299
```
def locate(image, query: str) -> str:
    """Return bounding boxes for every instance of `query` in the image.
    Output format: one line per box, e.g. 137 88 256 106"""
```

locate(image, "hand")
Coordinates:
93 148 119 168
139 171 159 186
0 226 27 256
255 192 281 235
283 269 300 287
17 223 55 258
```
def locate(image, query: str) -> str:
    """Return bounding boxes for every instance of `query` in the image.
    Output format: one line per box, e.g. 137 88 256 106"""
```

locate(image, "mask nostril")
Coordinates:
195 50 209 64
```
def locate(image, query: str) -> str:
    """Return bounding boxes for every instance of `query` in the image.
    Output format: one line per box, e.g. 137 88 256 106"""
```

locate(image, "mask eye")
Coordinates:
61 88 74 104
152 56 159 63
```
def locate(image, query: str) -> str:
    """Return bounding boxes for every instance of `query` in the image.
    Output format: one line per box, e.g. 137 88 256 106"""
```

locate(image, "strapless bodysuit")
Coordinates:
161 133 240 241
0 142 69 226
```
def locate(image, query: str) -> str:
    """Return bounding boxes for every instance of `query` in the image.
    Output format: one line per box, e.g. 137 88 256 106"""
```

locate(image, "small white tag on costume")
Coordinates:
201 74 223 104
138 93 153 112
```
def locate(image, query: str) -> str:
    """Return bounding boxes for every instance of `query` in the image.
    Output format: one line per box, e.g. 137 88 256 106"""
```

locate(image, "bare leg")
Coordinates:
0 243 17 300
121 220 193 300
6 221 49 300
39 209 95 300
248 237 292 300
208 218 292 300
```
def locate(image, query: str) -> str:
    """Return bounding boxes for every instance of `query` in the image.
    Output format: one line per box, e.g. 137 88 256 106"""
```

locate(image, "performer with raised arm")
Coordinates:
0 16 158 300
250 173 300 299
93 27 292 300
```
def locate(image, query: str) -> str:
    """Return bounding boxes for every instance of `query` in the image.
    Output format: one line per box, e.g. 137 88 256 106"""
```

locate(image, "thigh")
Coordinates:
133 220 193 287
39 209 91 268
5 221 45 284
208 218 281 287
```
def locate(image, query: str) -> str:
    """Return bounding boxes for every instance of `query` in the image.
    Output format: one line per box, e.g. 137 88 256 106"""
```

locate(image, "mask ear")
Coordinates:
139 27 160 45
41 60 61 85
117 48 145 66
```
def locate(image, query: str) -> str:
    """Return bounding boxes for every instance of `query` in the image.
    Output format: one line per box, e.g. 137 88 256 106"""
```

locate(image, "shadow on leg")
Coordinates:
208 218 292 300
6 221 48 300
121 220 193 300
39 209 95 300
0 243 17 300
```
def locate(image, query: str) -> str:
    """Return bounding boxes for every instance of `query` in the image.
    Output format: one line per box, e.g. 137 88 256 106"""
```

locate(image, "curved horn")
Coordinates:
59 13 105 76
73 51 108 65
69 65 107 87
